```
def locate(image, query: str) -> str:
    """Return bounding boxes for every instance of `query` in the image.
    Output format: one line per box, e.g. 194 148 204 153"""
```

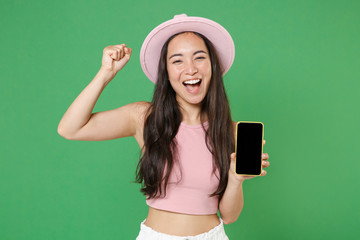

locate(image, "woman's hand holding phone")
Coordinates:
229 139 270 183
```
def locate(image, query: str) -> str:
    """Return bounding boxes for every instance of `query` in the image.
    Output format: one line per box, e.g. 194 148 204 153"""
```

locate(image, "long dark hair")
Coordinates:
136 32 234 201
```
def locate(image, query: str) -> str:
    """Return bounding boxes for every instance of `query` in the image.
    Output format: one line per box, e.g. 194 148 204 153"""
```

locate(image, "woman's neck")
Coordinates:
178 102 207 125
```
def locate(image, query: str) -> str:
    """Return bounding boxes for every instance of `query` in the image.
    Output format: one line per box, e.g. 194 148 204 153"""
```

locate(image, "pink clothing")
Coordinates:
146 122 220 215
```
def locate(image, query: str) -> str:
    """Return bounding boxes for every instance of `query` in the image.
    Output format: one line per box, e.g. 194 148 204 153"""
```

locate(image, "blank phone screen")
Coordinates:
235 122 263 175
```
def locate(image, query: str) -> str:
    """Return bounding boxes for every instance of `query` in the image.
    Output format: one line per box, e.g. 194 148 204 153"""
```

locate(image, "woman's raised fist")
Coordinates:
101 44 132 76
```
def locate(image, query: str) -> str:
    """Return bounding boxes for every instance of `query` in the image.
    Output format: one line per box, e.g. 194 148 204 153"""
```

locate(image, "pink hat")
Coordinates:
140 14 235 83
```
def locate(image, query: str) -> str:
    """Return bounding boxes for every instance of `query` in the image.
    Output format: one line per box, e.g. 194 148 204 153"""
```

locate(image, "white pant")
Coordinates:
136 218 229 240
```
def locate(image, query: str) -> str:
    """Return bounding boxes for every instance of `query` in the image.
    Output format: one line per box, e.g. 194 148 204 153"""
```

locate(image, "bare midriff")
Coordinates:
144 207 220 236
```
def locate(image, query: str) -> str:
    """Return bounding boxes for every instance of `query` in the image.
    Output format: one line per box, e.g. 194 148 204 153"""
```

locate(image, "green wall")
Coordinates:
1 0 359 239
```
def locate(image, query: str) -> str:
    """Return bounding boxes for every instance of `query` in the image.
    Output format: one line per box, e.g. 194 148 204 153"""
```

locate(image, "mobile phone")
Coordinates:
235 121 264 176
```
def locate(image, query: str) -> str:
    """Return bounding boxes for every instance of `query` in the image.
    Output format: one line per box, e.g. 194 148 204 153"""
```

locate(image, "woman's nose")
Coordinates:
184 61 198 75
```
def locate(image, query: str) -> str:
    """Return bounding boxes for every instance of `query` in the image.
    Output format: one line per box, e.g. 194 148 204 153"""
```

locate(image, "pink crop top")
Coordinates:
146 121 220 215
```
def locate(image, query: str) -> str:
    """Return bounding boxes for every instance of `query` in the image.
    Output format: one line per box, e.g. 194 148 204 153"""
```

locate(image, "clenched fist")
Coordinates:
100 44 132 77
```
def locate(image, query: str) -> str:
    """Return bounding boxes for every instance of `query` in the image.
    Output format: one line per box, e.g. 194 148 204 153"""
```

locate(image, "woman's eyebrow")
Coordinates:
168 53 182 60
193 50 208 55
168 50 208 60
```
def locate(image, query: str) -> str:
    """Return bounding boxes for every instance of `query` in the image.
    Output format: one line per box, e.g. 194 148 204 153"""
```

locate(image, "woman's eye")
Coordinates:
196 56 205 60
173 60 182 64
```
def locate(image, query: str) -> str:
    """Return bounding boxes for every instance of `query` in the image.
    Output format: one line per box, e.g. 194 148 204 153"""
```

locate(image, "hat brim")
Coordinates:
140 15 235 83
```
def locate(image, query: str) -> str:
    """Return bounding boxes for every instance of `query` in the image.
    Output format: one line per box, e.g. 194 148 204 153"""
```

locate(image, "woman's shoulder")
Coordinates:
127 101 151 122
127 101 151 148
131 101 151 111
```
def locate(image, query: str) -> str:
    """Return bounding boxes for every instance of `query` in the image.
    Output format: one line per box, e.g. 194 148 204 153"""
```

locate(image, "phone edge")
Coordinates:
234 121 264 177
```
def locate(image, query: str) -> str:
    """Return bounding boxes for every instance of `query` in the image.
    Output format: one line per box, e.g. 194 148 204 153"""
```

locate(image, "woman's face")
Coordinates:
166 32 212 107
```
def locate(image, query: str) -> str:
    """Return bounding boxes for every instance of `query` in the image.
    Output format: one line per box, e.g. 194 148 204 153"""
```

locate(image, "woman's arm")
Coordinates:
57 68 112 139
218 153 245 225
219 142 270 224
57 44 147 141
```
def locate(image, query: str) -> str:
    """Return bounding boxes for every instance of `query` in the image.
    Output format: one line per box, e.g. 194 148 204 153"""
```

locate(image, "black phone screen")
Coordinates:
235 122 263 175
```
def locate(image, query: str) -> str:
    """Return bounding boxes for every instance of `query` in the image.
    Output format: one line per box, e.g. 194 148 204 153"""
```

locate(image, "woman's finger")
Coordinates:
111 49 118 60
119 48 124 59
115 49 120 60
262 160 270 168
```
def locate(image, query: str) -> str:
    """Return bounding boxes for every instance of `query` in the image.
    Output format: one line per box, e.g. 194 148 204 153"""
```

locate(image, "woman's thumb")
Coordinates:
230 153 236 161
124 47 132 58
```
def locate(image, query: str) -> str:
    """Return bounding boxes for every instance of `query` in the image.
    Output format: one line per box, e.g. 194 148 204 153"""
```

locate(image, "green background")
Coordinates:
1 0 359 239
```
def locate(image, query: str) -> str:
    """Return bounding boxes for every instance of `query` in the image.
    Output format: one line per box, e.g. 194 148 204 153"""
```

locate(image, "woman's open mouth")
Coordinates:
183 79 202 94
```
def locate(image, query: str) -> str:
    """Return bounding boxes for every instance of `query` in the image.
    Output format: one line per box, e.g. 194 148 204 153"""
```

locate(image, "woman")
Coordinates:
58 14 270 239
